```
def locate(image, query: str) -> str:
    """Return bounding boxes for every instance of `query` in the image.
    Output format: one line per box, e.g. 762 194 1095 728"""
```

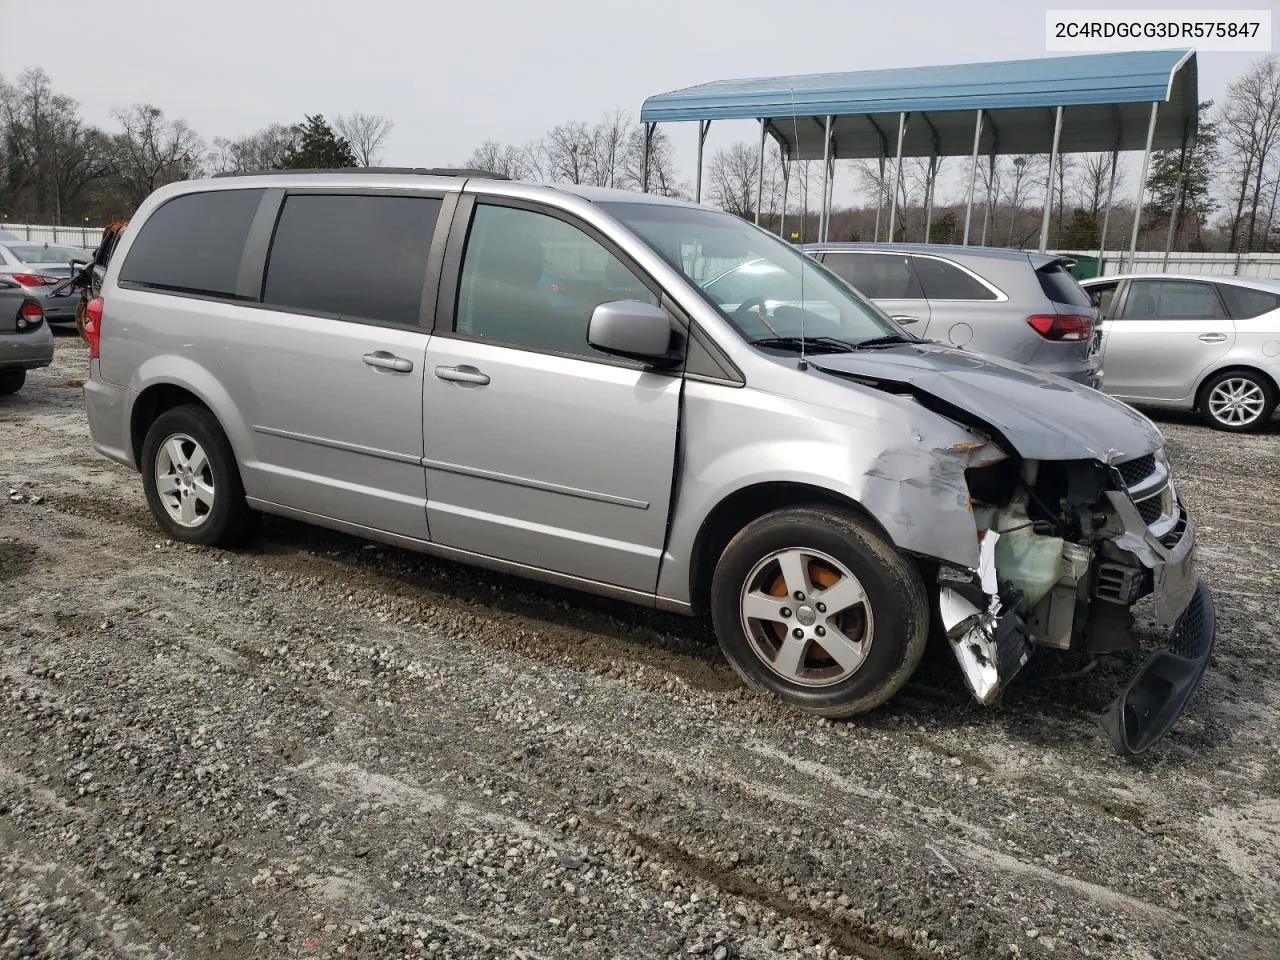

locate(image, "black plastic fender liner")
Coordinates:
1100 582 1216 756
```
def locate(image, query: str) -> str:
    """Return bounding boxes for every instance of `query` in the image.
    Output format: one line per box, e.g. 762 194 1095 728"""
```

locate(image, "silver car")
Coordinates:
0 276 54 394
1081 273 1280 432
804 243 1102 386
0 240 94 327
82 171 1213 754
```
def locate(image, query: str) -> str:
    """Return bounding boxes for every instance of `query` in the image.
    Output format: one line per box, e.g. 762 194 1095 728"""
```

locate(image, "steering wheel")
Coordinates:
734 296 774 335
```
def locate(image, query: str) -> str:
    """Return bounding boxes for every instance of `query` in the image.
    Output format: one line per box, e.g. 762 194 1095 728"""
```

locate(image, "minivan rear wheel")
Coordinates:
710 506 929 717
141 405 256 546
1200 370 1276 432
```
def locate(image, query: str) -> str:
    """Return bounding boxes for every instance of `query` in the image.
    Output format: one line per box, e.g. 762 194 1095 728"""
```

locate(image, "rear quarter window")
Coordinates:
119 189 265 298
913 257 997 300
1036 262 1093 309
1218 283 1280 320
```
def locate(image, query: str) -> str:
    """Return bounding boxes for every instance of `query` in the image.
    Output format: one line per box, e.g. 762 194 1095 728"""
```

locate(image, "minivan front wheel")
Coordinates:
141 405 256 546
710 506 929 717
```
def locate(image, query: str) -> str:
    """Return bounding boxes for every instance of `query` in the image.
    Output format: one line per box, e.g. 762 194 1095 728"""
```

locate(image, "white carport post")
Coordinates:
874 154 885 241
755 119 766 226
780 158 790 239
818 116 833 242
1128 101 1160 271
962 110 984 245
1039 106 1064 252
1097 149 1118 273
886 112 907 243
694 120 711 204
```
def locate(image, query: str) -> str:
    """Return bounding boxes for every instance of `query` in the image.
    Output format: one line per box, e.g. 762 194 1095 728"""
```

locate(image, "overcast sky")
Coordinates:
0 0 1267 207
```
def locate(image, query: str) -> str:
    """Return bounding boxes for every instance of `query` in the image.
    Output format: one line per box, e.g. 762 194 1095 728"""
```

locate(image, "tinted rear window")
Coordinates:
1218 283 1280 320
120 189 264 297
263 194 441 326
1037 262 1093 308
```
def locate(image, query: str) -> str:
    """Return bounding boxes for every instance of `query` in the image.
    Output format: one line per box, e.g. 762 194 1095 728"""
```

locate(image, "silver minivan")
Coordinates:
82 170 1212 754
804 243 1102 387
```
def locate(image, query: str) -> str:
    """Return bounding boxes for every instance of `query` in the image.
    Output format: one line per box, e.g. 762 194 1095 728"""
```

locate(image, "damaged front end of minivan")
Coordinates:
939 446 1214 756
808 346 1216 756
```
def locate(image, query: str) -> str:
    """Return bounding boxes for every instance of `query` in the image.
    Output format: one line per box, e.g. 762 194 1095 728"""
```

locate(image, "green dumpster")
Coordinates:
1062 254 1100 281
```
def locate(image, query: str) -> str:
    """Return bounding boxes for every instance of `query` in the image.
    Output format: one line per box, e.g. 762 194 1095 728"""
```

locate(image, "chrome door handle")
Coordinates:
1198 333 1228 343
892 315 919 324
434 365 490 385
362 351 414 373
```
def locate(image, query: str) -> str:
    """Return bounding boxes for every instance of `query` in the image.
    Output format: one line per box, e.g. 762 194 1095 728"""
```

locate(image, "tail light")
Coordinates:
16 301 44 331
1026 313 1094 342
9 273 58 287
84 297 104 359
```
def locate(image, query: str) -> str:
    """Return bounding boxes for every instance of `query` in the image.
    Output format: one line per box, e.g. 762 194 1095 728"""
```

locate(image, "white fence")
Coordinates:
1 223 105 249
1052 250 1280 279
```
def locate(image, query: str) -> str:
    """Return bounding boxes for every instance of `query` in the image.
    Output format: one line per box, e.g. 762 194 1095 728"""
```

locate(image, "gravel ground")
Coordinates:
2 335 1279 960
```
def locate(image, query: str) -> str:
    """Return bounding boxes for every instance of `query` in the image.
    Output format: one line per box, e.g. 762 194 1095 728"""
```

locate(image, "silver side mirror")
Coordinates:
587 300 678 365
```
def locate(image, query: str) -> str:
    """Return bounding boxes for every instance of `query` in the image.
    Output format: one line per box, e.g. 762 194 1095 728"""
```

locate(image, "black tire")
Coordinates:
140 404 257 547
710 505 929 718
0 370 26 395
1199 369 1277 433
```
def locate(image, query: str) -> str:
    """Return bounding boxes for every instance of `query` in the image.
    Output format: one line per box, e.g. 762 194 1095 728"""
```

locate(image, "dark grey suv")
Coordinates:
804 243 1101 387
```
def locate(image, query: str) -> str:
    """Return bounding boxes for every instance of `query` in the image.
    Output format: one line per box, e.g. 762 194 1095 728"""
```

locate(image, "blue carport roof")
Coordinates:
640 50 1197 160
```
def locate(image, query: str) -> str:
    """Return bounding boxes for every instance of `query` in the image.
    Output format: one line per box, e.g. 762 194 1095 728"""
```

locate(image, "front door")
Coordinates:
234 191 445 539
1101 278 1236 402
421 199 681 592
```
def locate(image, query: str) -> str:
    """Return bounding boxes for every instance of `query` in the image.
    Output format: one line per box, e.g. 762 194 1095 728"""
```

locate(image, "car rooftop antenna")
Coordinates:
790 87 808 370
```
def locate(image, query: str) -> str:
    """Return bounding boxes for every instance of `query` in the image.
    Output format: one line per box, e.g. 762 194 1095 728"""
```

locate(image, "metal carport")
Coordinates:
638 50 1198 267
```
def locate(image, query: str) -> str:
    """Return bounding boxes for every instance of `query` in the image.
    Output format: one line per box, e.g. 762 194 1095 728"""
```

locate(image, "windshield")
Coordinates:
6 243 90 264
600 202 901 348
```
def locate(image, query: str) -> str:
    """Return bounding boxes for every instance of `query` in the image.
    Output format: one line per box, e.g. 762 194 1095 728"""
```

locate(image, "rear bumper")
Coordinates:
84 360 134 467
0 327 54 369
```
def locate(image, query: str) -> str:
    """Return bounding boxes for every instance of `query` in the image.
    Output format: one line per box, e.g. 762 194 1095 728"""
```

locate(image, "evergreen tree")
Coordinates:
1146 101 1220 248
282 114 357 170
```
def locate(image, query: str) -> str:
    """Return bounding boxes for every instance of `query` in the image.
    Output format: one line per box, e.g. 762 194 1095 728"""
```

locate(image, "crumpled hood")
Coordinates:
810 342 1163 462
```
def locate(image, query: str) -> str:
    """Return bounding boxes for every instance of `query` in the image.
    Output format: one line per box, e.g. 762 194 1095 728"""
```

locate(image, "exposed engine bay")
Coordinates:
937 447 1213 756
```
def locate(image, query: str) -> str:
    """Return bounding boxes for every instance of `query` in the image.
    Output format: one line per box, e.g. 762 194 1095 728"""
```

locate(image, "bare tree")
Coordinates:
334 113 394 167
1004 155 1047 246
618 125 685 197
1071 153 1123 217
1220 56 1280 252
706 142 783 219
107 104 204 208
538 121 595 184
464 140 536 180
587 110 631 188
209 123 296 174
0 68 106 223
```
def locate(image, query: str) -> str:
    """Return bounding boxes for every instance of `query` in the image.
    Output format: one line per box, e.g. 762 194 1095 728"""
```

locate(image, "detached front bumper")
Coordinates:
1097 491 1215 755
1100 581 1215 755
938 471 1215 757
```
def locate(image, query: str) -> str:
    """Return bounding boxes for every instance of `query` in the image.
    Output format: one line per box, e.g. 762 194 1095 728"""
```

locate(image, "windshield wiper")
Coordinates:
749 336 856 354
850 333 915 349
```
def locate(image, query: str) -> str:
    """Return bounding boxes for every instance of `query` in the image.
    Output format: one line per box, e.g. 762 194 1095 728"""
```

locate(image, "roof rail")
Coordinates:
210 167 510 180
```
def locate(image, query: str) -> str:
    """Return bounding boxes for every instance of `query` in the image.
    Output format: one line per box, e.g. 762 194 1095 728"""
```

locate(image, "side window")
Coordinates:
912 257 998 300
822 252 924 300
454 204 659 359
1120 280 1227 320
119 189 264 297
1087 281 1119 317
263 194 441 326
1217 283 1280 320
